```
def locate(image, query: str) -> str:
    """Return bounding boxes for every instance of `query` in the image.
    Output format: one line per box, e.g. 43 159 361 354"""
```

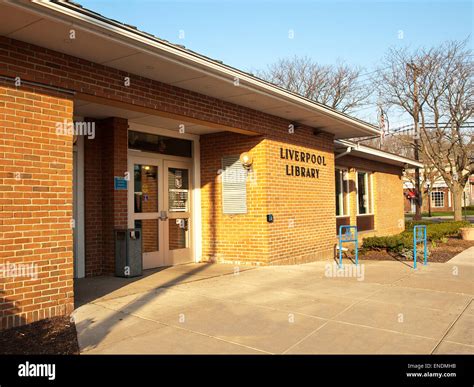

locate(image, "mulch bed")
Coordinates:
0 316 79 355
429 238 474 262
359 237 474 264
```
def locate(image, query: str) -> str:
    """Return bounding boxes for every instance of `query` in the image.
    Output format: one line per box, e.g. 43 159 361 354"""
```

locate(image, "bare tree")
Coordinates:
257 56 372 113
376 40 474 221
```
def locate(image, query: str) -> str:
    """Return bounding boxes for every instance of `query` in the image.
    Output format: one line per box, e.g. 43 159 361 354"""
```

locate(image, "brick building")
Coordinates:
403 173 473 213
0 1 422 330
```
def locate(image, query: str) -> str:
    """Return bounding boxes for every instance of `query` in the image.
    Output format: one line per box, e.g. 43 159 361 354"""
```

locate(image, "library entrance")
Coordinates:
128 132 194 269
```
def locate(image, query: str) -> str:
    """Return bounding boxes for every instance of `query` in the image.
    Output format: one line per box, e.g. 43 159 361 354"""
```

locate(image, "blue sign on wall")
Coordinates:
114 176 128 190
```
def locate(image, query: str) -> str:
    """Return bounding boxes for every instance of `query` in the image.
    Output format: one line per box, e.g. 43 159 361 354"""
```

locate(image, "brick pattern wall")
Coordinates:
200 132 270 265
83 123 103 276
200 128 337 266
264 130 336 264
101 118 128 274
0 83 74 330
0 37 318 137
83 117 128 276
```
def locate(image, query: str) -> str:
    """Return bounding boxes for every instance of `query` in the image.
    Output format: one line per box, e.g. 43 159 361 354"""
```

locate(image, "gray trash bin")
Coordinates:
114 228 142 277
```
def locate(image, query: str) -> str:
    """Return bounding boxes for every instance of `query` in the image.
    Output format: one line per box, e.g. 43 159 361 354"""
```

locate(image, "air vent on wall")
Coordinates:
222 156 247 214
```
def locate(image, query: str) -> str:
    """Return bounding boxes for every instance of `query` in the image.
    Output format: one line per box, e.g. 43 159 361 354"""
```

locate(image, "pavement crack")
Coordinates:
430 298 473 354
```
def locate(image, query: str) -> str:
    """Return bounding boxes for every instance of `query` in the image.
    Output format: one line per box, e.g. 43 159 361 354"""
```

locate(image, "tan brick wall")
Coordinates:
0 83 74 330
200 132 270 265
264 131 336 264
200 132 406 266
200 129 337 266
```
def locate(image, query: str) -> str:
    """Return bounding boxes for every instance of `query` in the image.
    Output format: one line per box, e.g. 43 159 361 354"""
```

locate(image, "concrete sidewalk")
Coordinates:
447 246 474 266
74 253 473 354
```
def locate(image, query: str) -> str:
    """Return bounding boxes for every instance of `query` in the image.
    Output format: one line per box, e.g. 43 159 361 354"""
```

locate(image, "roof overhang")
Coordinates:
0 0 381 139
335 140 424 168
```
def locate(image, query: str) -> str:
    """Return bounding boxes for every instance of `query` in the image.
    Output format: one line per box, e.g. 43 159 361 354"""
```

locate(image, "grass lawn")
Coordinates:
406 209 474 217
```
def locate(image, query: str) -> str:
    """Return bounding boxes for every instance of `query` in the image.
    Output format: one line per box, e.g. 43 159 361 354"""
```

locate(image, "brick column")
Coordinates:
101 117 128 274
0 83 74 330
84 123 103 276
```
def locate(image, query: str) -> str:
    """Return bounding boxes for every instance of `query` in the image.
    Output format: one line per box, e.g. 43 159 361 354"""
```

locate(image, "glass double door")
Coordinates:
128 155 193 269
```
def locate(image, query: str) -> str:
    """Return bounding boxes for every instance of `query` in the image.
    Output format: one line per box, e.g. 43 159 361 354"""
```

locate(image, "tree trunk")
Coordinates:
414 195 422 220
452 183 464 221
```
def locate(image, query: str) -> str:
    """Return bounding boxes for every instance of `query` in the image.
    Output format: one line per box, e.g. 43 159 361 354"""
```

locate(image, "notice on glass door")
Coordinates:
169 189 188 212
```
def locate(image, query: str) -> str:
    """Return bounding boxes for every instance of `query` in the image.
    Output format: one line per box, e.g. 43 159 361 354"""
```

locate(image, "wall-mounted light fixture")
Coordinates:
240 152 253 170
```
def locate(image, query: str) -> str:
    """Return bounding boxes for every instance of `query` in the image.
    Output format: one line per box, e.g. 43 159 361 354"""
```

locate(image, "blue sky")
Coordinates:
79 0 472 123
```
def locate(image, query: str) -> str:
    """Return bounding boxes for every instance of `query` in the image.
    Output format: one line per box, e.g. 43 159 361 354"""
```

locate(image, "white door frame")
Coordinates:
127 122 202 264
73 134 85 278
128 155 165 269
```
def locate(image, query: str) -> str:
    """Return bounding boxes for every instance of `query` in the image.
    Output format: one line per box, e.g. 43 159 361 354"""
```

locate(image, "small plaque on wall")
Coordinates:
114 176 128 190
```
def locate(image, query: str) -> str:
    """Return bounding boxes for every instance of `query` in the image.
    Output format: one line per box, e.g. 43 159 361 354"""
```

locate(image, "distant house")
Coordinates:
403 172 473 213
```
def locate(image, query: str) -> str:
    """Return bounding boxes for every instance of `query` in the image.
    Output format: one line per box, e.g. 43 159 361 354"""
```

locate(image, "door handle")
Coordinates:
159 211 168 221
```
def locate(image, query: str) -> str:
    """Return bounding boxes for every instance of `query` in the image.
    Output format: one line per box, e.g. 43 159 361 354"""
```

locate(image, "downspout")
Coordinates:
335 146 352 159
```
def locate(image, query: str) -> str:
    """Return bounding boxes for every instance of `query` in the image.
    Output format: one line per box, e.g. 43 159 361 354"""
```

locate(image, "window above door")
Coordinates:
128 130 192 158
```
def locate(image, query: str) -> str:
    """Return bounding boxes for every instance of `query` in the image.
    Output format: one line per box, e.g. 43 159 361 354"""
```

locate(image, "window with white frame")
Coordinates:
357 171 373 214
431 188 445 208
335 168 349 216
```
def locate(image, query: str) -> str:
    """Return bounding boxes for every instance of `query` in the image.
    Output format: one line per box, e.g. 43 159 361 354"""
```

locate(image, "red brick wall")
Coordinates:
83 117 128 276
0 83 74 330
0 36 315 137
100 118 128 274
83 123 103 276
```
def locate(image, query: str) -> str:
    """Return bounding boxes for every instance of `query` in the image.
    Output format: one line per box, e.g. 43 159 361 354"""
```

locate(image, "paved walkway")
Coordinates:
74 249 474 354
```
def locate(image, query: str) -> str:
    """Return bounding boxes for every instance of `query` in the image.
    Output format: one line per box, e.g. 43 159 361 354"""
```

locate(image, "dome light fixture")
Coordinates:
240 152 253 170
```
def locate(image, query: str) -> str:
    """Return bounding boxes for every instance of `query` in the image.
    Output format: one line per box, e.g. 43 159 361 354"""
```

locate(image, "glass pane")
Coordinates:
168 168 189 212
169 218 189 250
134 164 158 213
335 169 341 216
358 172 367 214
134 219 159 252
128 130 192 158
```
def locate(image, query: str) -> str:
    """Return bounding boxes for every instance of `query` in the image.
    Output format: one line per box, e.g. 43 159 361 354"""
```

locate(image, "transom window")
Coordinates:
128 130 192 158
431 189 445 208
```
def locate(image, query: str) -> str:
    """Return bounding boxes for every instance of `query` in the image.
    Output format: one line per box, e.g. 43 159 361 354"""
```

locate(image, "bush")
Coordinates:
362 221 470 253
407 221 471 242
362 234 413 253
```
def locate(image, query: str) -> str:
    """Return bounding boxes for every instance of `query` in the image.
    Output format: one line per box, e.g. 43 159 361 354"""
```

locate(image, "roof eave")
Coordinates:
19 0 381 138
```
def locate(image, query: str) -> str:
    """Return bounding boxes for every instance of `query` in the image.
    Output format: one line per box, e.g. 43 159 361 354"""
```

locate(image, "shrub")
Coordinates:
406 221 470 242
362 234 413 253
362 221 469 253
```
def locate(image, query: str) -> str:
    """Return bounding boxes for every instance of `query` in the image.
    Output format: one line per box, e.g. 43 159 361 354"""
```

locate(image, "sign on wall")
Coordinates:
114 176 128 190
280 147 327 178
